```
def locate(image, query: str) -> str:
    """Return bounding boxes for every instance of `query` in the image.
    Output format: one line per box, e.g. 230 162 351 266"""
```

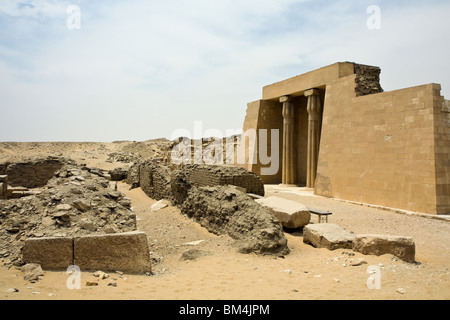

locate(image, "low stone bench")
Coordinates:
308 207 332 223
22 231 151 274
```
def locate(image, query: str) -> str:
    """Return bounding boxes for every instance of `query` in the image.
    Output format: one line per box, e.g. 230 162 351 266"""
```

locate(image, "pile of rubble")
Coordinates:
180 185 289 256
133 160 290 256
0 161 137 267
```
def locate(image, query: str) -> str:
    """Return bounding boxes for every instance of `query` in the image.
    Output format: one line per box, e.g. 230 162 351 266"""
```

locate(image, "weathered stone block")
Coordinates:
352 234 416 263
303 223 355 250
74 231 151 274
22 236 74 270
255 196 311 228
3 157 65 188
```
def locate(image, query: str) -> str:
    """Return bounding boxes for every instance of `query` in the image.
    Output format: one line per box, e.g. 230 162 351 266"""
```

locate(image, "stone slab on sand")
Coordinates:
303 223 355 250
256 196 311 228
74 231 151 274
353 234 416 263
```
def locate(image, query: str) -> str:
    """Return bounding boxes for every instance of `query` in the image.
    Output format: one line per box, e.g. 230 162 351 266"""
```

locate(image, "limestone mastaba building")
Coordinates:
239 62 450 215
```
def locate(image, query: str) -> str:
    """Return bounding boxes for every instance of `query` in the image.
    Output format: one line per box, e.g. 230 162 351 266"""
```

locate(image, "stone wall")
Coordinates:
0 157 65 188
316 77 449 214
434 95 450 214
138 162 265 203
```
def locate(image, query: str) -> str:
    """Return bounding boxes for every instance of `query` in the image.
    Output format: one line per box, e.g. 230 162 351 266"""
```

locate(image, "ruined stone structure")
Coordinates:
136 162 287 255
241 62 450 215
138 161 265 202
0 157 65 188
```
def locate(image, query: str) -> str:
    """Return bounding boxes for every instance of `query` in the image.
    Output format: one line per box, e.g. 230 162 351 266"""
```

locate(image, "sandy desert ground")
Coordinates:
0 141 449 301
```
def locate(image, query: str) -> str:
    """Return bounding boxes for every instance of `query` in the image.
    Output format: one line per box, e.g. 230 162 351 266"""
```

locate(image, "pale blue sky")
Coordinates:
1 0 449 142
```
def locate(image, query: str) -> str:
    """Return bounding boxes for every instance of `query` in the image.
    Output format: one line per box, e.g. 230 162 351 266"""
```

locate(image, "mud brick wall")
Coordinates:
139 161 173 201
0 157 65 188
184 164 265 196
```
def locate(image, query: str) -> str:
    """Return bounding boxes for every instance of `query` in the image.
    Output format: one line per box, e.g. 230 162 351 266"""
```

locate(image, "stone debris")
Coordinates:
93 271 109 280
21 263 44 282
107 152 142 164
397 288 406 295
180 249 211 261
181 185 289 256
348 258 368 267
182 240 205 246
150 200 168 212
255 196 311 228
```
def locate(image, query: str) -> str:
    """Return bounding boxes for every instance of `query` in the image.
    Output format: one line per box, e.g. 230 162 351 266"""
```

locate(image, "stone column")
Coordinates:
280 96 295 185
0 175 8 200
305 89 322 188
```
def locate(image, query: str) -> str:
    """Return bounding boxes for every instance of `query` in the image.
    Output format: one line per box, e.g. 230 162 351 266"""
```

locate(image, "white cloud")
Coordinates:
0 0 69 18
1 0 449 141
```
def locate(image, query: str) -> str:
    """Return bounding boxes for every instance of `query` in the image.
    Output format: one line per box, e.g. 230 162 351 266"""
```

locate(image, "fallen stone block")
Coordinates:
256 196 311 228
22 236 74 270
303 223 355 250
352 234 416 263
74 231 151 274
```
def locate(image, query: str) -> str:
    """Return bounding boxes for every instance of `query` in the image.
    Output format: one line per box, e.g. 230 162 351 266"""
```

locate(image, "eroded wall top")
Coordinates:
261 61 382 101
